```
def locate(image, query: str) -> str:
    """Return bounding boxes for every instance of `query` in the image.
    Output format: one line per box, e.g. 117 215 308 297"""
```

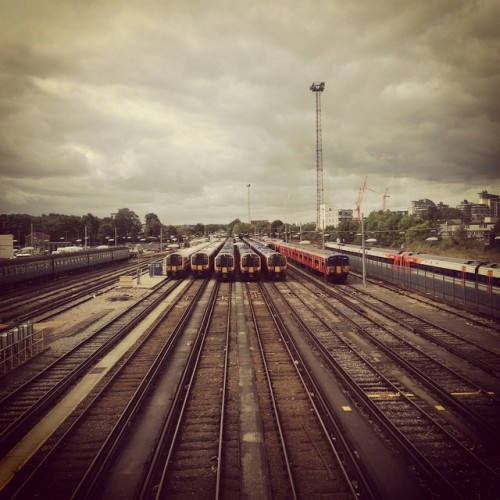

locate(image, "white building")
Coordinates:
320 204 353 229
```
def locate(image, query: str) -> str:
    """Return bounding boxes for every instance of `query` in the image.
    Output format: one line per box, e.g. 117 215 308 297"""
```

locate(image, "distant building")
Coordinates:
409 199 436 216
320 204 353 228
478 190 500 218
25 232 50 252
457 200 490 223
435 202 449 210
0 234 14 259
439 220 496 241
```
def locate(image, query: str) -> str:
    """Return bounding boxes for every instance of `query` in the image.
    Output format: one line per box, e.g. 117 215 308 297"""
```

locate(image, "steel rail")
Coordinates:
143 280 220 500
72 279 210 500
4 279 197 499
278 277 499 499
292 267 500 441
0 279 180 456
262 281 377 500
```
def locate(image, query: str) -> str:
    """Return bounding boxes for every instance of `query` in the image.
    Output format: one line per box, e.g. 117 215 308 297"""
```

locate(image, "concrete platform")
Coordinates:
118 273 168 289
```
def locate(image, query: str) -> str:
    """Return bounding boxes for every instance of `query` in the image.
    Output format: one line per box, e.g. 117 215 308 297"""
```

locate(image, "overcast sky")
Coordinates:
1 0 499 226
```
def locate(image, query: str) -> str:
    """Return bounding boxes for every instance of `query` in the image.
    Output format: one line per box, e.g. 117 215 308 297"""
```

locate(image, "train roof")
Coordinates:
327 242 496 267
274 240 346 258
167 241 213 258
244 238 282 257
237 242 258 255
191 239 224 257
216 239 236 255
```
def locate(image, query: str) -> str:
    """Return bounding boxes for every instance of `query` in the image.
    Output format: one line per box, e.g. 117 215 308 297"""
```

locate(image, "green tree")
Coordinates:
270 220 284 237
162 225 178 243
232 222 252 237
145 213 162 238
228 219 241 235
114 208 143 240
451 225 468 245
97 217 114 244
404 221 436 245
334 219 358 244
192 223 205 237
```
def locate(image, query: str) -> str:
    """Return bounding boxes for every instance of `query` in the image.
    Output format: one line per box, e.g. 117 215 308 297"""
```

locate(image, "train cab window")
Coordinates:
269 254 286 266
217 255 233 267
167 254 183 265
192 254 208 265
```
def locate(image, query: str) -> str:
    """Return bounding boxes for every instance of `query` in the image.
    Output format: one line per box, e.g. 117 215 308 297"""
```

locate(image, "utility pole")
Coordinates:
247 183 251 224
310 81 325 248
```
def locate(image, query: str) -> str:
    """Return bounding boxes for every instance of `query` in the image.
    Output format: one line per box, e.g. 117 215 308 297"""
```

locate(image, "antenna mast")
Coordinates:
310 82 325 233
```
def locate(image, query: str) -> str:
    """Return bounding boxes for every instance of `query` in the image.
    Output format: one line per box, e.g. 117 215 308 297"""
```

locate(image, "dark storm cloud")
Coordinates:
0 0 499 223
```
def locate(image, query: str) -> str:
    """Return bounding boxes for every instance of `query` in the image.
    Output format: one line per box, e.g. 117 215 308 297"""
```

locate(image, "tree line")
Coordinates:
1 209 499 254
0 209 227 247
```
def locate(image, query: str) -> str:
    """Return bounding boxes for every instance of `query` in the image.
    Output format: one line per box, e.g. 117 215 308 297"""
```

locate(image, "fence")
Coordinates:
349 256 500 319
0 323 45 373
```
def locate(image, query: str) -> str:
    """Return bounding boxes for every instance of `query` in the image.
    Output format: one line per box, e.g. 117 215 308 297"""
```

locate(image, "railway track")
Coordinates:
1 267 499 498
278 270 500 499
292 269 500 440
70 278 219 499
1 278 204 498
341 281 500 376
0 277 182 458
0 260 153 328
247 281 369 499
349 270 500 333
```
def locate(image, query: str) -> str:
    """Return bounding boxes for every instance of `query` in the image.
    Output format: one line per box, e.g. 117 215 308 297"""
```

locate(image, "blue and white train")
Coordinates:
0 246 131 288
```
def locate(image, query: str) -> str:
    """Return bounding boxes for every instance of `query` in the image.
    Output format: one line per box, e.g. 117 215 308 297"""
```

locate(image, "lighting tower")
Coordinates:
310 81 325 235
247 183 251 224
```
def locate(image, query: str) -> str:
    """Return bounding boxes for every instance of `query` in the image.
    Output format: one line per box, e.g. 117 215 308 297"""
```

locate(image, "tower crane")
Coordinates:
382 188 390 210
354 176 376 222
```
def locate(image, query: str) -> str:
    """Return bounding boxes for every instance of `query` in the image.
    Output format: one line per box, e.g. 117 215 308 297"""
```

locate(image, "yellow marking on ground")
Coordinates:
435 405 446 411
451 391 482 396
342 406 352 412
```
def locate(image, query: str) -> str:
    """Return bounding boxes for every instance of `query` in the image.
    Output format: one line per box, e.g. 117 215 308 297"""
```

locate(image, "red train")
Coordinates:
271 241 349 283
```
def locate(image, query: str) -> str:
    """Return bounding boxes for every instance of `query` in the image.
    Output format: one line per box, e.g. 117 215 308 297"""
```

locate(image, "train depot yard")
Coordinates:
0 238 499 499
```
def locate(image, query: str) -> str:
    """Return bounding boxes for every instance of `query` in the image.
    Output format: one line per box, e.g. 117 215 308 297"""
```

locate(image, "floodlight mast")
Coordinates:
247 184 251 224
310 81 325 240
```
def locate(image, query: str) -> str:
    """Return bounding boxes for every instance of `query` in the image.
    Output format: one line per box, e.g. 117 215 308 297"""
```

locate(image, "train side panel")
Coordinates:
0 246 130 288
273 241 348 282
244 238 287 280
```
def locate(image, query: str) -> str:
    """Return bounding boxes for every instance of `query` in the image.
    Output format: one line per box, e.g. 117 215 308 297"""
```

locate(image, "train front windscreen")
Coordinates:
327 254 349 267
216 254 233 267
241 254 260 267
192 253 209 265
268 253 287 267
167 254 183 266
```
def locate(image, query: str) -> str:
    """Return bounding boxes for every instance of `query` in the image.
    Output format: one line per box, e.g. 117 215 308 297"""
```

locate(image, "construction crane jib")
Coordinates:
310 81 325 233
